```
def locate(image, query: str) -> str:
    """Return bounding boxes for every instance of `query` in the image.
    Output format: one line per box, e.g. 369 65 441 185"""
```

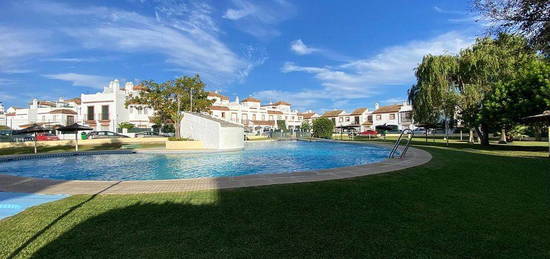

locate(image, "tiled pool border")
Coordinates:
0 142 432 195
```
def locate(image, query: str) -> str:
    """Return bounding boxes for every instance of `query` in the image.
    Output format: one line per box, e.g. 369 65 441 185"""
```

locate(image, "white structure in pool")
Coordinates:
180 112 244 150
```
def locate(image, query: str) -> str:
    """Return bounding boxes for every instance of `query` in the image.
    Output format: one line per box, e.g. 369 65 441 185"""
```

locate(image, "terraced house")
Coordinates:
80 79 154 131
207 92 303 134
5 98 80 130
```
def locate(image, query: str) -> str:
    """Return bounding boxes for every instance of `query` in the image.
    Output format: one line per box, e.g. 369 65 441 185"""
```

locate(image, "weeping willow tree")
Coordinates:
409 33 537 146
408 55 459 145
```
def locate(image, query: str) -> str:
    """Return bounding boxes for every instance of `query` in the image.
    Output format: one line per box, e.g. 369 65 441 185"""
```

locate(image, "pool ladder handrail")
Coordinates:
388 129 414 159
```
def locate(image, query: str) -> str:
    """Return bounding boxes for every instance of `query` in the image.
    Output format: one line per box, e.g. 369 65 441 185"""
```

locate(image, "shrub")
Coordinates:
168 137 194 141
276 120 287 132
312 118 334 138
118 122 135 129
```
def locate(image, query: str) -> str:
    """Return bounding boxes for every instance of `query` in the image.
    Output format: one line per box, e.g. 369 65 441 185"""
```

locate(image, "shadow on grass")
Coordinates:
6 182 121 259
0 147 543 257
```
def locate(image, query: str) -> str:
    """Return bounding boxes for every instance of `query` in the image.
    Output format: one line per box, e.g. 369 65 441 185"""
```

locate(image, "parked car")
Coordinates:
358 130 378 136
135 131 160 138
35 133 59 141
87 131 130 139
412 127 432 135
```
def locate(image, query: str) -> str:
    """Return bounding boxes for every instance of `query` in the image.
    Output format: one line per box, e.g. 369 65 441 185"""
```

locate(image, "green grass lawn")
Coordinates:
1 142 549 258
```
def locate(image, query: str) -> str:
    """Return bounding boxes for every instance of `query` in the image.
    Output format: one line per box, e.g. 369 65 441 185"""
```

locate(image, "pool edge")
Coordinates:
0 142 432 195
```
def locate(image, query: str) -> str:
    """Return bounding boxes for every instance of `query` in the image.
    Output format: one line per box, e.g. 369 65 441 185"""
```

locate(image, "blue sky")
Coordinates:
0 0 484 112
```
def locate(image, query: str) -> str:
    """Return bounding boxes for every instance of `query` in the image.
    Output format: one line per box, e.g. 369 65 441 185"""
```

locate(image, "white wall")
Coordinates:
181 112 244 150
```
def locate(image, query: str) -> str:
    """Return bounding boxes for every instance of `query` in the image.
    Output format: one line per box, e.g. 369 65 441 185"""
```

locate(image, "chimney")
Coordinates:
32 98 38 107
235 96 240 104
375 103 380 110
125 82 134 91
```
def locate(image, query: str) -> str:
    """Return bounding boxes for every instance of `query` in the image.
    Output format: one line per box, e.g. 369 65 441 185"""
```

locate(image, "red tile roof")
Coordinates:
267 110 283 115
350 108 368 115
209 105 230 111
49 109 77 115
66 97 81 105
372 104 402 114
208 92 229 101
298 112 317 119
132 85 148 91
242 97 261 103
321 110 343 117
272 101 291 106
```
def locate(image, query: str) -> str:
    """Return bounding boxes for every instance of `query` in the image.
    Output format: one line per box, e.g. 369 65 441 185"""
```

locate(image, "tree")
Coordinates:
301 121 311 132
409 34 538 146
481 58 550 140
312 118 334 139
118 122 135 129
473 0 549 54
276 120 287 132
126 75 212 138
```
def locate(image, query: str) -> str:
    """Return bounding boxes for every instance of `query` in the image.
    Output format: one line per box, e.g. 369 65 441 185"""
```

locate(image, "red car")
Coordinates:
358 130 378 136
36 133 59 141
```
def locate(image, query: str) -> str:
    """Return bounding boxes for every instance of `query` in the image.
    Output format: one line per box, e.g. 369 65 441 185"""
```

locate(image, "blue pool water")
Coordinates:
0 141 389 181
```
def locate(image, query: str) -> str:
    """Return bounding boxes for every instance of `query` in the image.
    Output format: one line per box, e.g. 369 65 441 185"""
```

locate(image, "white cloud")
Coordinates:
27 1 258 85
222 0 295 38
42 57 101 63
43 73 111 89
268 31 474 111
290 39 319 55
382 97 406 105
0 27 50 74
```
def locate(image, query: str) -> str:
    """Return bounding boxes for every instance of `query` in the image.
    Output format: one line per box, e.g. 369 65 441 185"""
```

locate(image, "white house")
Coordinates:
5 98 79 129
80 79 154 131
297 111 319 126
180 112 244 150
0 103 6 126
207 92 303 134
371 102 414 130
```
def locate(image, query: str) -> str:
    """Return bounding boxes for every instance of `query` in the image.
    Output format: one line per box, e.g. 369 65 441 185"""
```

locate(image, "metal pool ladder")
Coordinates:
388 129 414 159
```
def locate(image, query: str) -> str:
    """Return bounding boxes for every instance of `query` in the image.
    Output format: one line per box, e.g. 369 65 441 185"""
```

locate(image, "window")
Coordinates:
144 107 148 114
269 115 274 120
354 116 360 124
130 106 134 114
221 112 225 118
242 114 248 121
346 117 350 122
41 115 45 121
53 115 57 121
262 114 266 120
252 114 256 120
390 114 396 120
101 105 109 120
331 118 336 124
67 115 75 125
376 115 381 120
87 106 94 120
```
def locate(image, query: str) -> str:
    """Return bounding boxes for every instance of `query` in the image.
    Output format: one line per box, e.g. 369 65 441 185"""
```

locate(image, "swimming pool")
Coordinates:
0 141 390 181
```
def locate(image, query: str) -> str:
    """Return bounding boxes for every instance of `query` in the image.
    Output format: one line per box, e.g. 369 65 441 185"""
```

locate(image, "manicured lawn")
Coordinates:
1 142 549 257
